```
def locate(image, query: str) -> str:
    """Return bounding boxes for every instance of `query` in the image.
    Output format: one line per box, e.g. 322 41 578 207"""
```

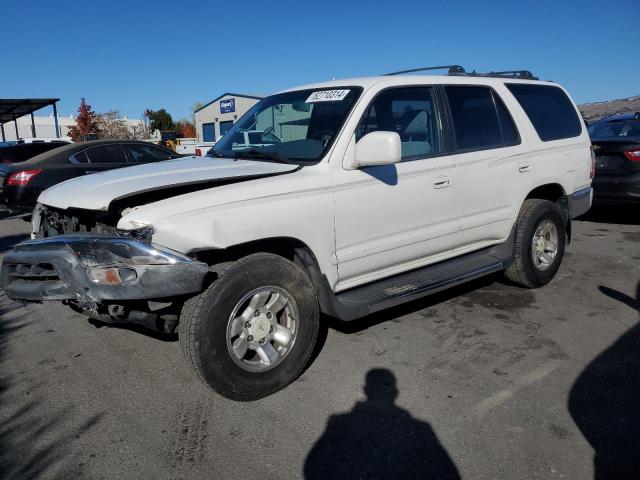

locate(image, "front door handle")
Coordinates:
433 177 451 189
518 162 532 173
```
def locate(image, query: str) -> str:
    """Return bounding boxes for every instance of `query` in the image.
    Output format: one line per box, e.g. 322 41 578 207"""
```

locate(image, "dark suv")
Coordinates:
588 112 640 205
0 140 181 214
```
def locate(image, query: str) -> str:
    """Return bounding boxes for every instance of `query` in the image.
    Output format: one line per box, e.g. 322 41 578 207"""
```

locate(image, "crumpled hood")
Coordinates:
38 156 298 211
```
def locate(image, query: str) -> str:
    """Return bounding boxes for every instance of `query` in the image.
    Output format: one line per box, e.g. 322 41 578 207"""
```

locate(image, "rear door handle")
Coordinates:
518 162 532 173
433 177 451 189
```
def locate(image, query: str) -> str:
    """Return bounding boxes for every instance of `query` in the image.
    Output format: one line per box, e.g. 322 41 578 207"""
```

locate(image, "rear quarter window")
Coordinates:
506 84 582 142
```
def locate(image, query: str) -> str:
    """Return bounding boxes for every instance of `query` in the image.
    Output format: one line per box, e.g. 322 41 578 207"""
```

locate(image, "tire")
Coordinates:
504 199 566 288
179 253 319 401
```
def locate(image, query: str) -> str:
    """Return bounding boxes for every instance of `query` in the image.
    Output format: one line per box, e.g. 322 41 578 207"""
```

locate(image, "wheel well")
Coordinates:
191 237 319 269
525 183 565 203
524 183 571 242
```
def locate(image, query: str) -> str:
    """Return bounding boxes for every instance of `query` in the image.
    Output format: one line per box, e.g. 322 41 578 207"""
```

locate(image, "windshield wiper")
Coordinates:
232 149 291 164
206 149 224 158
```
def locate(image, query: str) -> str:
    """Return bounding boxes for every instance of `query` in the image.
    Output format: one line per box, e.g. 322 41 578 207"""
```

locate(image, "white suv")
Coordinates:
1 66 593 400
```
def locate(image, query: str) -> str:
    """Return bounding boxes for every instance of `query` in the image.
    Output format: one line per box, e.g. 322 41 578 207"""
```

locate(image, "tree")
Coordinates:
191 101 204 124
95 110 133 139
145 109 175 132
67 98 99 141
175 118 196 138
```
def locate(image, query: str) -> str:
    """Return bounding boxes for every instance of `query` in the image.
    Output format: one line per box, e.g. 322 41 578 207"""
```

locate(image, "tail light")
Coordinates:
6 169 42 186
623 147 640 162
195 148 202 156
590 146 596 178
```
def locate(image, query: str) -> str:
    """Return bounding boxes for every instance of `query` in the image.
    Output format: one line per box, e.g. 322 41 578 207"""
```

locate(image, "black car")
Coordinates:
0 141 71 164
0 140 181 213
588 112 640 205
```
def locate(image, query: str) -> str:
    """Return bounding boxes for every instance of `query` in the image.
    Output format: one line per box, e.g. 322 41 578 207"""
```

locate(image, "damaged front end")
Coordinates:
0 234 209 333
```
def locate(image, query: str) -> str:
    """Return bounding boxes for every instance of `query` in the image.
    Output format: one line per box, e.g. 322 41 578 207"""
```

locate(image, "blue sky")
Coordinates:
1 0 638 120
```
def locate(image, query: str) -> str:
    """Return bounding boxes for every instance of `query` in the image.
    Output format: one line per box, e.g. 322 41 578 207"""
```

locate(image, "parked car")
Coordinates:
588 112 640 205
0 141 71 165
0 139 180 213
1 66 592 401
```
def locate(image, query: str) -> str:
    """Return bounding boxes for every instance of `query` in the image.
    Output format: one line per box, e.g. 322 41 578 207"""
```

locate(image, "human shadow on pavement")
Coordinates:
304 368 460 480
0 298 104 479
568 282 640 480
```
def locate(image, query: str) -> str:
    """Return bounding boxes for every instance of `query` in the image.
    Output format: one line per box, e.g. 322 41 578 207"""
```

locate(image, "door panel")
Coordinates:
455 146 532 248
333 152 458 288
332 86 459 290
444 86 532 249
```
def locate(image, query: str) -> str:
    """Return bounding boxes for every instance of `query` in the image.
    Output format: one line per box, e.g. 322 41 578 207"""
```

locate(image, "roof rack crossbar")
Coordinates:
486 70 538 80
383 66 539 80
384 65 466 76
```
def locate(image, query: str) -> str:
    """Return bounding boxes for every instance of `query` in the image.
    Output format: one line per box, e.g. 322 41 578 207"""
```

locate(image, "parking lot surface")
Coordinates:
0 208 638 480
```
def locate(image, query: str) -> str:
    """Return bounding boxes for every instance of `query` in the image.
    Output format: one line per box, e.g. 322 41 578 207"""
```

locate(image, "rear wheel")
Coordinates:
179 253 319 401
504 199 566 288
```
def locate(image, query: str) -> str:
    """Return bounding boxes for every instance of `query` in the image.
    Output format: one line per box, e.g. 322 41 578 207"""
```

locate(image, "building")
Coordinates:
194 93 262 142
1 114 144 141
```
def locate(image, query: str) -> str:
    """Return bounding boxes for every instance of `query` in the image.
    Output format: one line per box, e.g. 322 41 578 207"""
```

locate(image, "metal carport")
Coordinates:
0 98 60 141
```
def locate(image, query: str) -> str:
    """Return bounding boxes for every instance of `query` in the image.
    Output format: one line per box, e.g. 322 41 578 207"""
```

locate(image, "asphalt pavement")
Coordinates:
0 207 638 480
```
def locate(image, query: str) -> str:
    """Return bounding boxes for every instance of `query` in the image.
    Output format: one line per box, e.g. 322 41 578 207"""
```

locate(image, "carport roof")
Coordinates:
0 98 60 124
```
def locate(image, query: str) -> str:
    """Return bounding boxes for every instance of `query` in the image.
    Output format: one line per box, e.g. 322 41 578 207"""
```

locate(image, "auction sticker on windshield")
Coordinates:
306 90 350 103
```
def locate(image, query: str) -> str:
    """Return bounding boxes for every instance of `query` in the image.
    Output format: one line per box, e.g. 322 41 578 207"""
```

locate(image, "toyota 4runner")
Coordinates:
1 66 593 400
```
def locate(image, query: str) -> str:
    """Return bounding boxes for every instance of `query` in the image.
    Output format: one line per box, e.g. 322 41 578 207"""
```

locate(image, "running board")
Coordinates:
306 226 516 322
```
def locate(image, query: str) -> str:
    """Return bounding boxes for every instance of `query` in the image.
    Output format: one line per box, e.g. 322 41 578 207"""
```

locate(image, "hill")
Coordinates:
578 95 640 123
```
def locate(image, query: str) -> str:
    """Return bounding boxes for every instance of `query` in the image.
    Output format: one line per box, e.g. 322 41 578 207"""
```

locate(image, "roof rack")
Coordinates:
384 65 465 76
383 65 538 80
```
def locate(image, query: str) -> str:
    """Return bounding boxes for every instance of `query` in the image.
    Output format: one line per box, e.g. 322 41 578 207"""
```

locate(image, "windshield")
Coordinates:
588 118 640 139
210 87 362 164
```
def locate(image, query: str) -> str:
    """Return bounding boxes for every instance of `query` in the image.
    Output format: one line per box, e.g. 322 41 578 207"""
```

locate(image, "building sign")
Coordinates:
220 98 235 113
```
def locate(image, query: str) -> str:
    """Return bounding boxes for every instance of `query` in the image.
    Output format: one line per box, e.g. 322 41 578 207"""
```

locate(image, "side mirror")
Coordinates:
353 131 402 168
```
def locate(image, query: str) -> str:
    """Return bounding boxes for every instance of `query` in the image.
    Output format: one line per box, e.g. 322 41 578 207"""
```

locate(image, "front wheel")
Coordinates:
504 199 567 288
179 253 319 401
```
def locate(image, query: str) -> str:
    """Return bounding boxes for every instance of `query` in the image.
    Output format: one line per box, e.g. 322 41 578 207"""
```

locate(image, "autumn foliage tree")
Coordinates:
67 98 99 141
175 119 196 138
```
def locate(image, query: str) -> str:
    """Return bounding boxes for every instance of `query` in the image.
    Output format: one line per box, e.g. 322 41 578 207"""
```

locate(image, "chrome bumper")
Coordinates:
1 235 209 303
568 187 593 218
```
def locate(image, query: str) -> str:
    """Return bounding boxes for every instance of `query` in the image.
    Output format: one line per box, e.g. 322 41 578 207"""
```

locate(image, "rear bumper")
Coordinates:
568 187 593 218
592 172 640 204
1 236 209 303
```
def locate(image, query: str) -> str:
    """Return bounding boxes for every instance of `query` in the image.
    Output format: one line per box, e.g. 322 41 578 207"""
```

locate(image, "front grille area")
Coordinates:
9 262 59 281
39 205 118 237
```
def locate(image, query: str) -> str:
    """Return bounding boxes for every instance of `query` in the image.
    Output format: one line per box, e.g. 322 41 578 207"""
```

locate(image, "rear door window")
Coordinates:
84 144 128 164
124 144 174 163
445 86 520 151
506 84 582 141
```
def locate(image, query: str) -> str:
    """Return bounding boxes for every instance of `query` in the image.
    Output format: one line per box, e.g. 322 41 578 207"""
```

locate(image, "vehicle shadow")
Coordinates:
568 281 640 480
304 368 460 480
323 274 498 334
87 318 178 342
576 205 640 226
0 297 104 479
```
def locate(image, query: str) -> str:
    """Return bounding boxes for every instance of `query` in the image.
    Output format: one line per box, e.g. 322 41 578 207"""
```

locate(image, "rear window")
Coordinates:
84 144 128 164
506 84 582 141
588 119 640 140
125 144 174 163
0 143 64 164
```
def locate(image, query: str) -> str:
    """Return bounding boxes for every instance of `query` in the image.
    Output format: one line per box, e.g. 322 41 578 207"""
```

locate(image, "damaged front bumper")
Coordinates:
1 235 209 303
